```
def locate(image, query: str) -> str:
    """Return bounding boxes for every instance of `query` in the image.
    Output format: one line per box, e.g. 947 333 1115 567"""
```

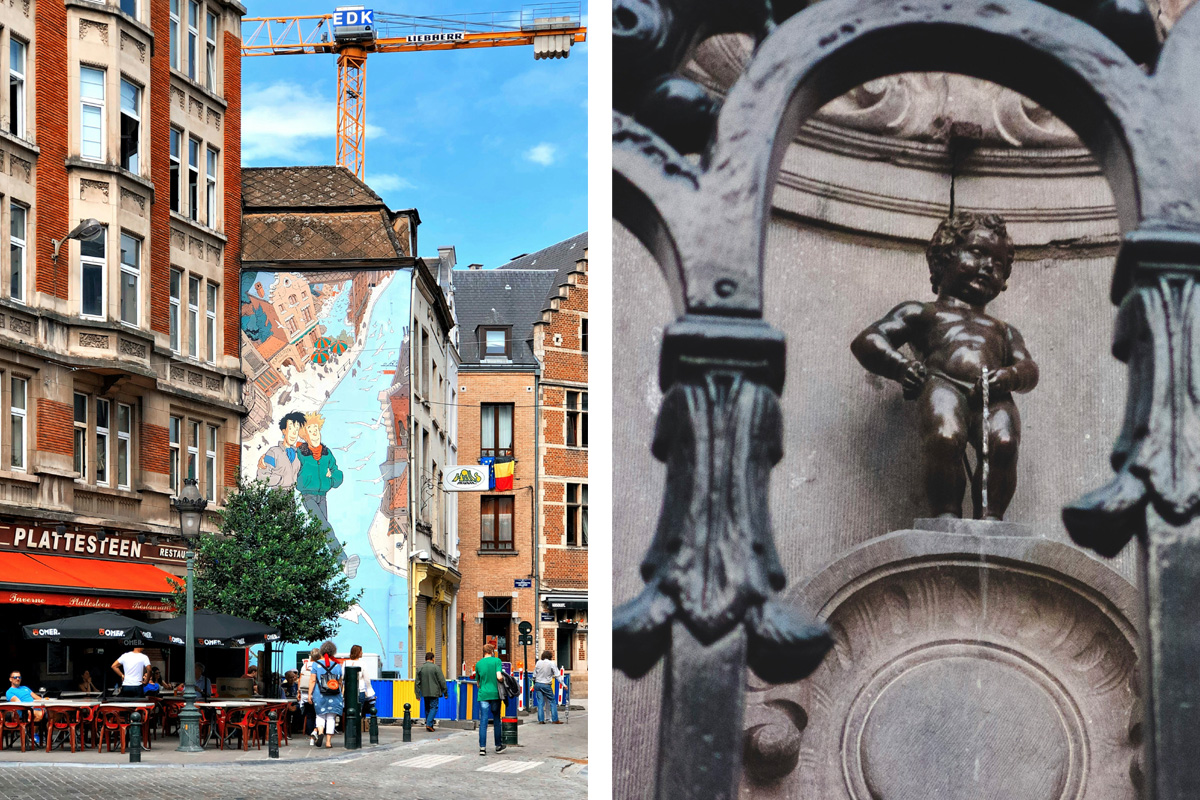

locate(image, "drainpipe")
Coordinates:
532 371 541 665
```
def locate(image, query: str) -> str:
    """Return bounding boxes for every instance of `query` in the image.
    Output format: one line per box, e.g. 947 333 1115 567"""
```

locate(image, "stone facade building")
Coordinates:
407 246 461 677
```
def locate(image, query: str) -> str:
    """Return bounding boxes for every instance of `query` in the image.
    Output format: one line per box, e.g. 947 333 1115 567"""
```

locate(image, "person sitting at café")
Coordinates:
282 670 300 699
243 665 260 696
6 671 45 746
77 670 97 693
174 662 217 700
143 667 164 696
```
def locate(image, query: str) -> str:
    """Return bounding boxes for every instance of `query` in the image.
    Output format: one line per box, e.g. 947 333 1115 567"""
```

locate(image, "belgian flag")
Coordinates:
494 456 515 491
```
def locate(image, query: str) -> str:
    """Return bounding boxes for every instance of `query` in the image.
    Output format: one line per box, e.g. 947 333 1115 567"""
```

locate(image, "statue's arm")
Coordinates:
851 302 926 382
1002 324 1039 393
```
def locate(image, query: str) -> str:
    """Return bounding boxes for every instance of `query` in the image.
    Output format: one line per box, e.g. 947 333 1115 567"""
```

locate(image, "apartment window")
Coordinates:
170 0 180 69
206 147 218 227
80 228 106 319
480 496 514 551
80 68 105 162
205 11 217 89
422 328 430 395
188 0 199 80
73 393 88 481
480 403 513 458
481 326 509 359
116 404 131 490
120 80 140 173
119 233 140 326
169 415 181 493
169 129 181 212
10 377 26 471
188 275 199 357
169 268 181 352
581 318 588 353
205 283 217 363
566 391 588 448
187 420 199 481
10 202 26 303
205 425 217 501
95 399 110 486
121 0 137 19
566 483 588 547
9 39 25 139
188 138 200 221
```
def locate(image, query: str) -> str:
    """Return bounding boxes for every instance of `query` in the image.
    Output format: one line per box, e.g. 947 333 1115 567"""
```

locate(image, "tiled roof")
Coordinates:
452 269 559 367
242 166 386 210
241 211 403 262
498 231 587 310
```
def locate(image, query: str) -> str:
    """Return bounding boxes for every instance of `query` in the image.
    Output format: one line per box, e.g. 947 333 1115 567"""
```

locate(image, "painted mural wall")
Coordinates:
240 268 413 676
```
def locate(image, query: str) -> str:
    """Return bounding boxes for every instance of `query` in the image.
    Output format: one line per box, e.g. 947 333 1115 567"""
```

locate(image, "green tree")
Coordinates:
168 478 359 645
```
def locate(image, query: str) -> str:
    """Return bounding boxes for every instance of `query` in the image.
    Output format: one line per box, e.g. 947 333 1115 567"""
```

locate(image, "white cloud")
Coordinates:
241 82 385 164
365 173 416 193
524 143 557 166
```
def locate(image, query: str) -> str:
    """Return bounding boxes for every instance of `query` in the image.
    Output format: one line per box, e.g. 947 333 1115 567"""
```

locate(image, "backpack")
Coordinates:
316 661 341 695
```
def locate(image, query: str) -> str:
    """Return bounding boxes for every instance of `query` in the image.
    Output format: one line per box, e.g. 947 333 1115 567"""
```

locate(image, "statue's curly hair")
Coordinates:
926 211 1014 294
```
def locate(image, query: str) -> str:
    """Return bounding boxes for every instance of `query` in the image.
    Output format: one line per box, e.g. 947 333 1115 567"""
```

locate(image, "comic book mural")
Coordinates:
240 269 413 675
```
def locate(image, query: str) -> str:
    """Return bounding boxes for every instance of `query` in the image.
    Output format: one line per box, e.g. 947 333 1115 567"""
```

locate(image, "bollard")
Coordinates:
343 666 361 750
369 710 379 745
128 710 142 763
268 710 279 759
402 703 412 742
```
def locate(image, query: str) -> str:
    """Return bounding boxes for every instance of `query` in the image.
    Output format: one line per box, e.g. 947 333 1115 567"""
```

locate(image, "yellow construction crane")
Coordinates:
241 4 587 180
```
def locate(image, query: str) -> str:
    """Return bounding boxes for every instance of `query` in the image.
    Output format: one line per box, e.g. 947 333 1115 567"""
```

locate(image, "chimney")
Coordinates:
467 263 483 270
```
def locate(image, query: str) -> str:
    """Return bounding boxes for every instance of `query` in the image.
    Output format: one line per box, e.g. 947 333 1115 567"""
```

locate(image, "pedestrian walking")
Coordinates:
110 644 150 697
300 647 320 741
415 651 447 731
474 643 506 756
533 650 562 724
307 640 344 748
342 645 376 719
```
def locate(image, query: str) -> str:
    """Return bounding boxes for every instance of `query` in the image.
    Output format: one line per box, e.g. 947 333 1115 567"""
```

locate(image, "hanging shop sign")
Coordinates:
0 591 173 612
443 466 489 492
0 524 186 565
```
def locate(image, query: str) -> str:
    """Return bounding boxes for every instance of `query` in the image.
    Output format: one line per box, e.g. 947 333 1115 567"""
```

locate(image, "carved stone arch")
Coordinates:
690 0 1155 316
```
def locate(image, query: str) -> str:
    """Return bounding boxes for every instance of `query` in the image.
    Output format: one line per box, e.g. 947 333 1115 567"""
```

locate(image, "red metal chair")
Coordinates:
44 706 88 753
96 708 132 753
0 708 33 752
256 703 290 747
220 707 264 751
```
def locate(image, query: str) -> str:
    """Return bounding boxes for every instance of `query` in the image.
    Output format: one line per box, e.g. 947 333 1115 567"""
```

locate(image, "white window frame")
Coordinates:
9 38 26 140
188 137 200 221
79 227 107 320
206 10 218 90
119 232 140 327
169 415 181 494
188 275 199 357
205 424 216 501
95 398 110 487
169 268 181 352
80 67 106 162
206 147 218 228
170 0 180 70
10 201 26 304
187 420 199 482
206 282 217 363
10 376 26 472
119 79 140 174
117 403 131 490
169 128 181 213
188 0 200 81
74 393 88 482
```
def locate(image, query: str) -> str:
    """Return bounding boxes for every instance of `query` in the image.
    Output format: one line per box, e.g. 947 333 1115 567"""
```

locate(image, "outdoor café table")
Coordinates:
58 692 102 699
40 699 101 753
98 702 156 751
196 701 265 751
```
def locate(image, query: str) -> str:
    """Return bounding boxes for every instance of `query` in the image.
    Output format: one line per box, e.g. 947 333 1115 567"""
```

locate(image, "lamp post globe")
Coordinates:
172 477 208 752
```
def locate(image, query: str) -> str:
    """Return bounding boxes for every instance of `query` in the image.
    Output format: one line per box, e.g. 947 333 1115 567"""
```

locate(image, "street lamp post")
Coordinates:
173 477 208 752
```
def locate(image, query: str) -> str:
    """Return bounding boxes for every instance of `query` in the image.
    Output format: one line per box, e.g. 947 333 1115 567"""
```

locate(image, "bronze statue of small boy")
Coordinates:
851 211 1040 520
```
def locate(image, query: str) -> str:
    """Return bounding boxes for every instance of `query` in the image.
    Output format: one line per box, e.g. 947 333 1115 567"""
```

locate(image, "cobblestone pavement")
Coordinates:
0 713 587 799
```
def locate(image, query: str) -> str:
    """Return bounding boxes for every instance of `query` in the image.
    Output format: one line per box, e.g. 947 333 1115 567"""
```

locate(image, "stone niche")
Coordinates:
740 522 1140 800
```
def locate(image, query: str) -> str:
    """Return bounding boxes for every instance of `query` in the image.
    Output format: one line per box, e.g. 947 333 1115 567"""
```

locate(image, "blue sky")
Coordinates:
239 1 588 268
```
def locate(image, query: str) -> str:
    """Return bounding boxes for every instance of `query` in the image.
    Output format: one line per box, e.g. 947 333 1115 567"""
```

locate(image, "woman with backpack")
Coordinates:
306 640 344 748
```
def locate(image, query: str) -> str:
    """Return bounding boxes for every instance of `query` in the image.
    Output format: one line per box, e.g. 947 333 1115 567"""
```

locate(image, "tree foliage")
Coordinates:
168 478 359 644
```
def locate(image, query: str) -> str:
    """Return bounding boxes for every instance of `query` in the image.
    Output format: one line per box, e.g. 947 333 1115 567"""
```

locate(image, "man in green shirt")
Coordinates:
474 643 506 755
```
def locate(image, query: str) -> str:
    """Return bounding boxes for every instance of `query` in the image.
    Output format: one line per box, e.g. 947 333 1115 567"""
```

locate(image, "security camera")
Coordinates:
452 550 461 561
415 550 431 561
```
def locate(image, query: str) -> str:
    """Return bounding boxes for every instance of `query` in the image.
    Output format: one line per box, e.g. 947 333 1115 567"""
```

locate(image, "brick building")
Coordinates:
502 233 589 689
0 0 247 684
452 264 558 672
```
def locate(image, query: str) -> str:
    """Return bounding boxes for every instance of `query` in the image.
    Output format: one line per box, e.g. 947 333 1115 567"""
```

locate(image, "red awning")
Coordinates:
0 552 178 611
